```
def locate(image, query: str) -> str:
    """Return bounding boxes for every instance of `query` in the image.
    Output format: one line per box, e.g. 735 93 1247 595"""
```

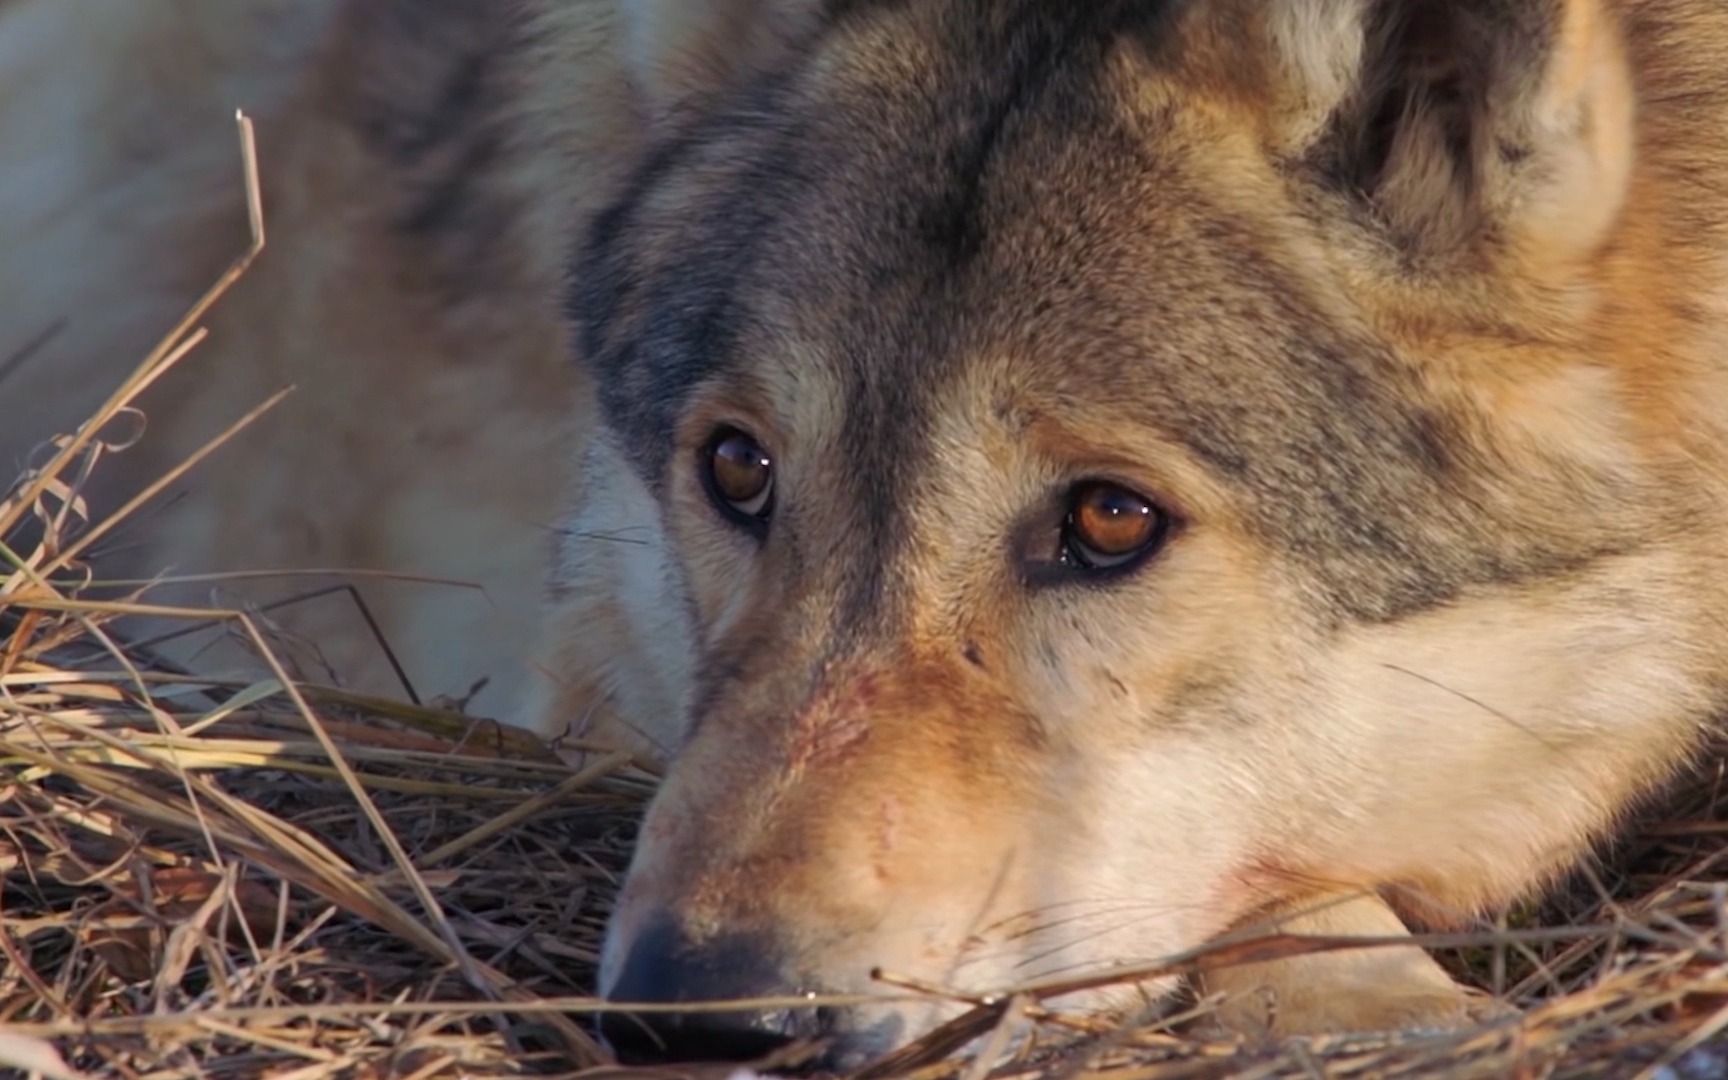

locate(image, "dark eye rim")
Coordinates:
1064 481 1168 566
699 425 775 535
1023 479 1176 587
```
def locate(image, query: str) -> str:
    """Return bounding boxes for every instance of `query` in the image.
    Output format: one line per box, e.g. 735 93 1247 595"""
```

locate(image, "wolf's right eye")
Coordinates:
702 427 775 530
1060 481 1169 574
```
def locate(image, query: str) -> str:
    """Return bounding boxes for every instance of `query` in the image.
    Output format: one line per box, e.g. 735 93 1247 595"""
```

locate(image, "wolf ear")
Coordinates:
622 0 822 119
1258 0 1634 266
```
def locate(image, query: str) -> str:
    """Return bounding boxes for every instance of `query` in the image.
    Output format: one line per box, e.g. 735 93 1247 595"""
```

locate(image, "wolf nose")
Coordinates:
600 916 821 1063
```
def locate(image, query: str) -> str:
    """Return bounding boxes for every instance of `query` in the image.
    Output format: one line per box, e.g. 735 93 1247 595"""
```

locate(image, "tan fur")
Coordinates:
0 1 608 719
1203 894 1502 1036
6 0 1728 1061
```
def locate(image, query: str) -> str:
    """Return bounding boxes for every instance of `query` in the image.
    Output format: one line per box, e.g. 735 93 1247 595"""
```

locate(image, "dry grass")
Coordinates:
3 115 1727 1080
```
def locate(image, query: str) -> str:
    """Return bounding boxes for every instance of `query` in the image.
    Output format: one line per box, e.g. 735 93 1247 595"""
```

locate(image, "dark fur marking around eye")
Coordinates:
573 130 715 367
571 81 819 473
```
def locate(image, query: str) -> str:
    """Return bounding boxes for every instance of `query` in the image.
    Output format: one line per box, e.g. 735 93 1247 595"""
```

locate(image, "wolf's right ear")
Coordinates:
622 0 823 120
1241 0 1635 269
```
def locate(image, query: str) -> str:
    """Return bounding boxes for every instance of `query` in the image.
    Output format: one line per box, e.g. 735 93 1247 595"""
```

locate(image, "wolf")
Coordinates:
4 0 1727 1068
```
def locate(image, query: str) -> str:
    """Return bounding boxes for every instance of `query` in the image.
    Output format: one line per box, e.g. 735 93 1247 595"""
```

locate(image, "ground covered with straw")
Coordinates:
4 118 1727 1080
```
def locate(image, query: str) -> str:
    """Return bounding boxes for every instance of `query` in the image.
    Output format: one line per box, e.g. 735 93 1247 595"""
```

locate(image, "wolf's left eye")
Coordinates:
1061 482 1168 572
702 427 775 528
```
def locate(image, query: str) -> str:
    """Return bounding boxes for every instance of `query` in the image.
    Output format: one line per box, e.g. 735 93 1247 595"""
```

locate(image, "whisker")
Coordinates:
1380 662 1569 754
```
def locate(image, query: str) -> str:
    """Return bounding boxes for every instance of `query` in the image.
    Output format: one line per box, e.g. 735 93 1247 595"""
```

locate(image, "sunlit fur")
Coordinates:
5 0 1728 1061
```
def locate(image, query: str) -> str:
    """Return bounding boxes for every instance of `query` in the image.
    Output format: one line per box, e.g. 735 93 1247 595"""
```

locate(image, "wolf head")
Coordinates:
532 0 1728 1064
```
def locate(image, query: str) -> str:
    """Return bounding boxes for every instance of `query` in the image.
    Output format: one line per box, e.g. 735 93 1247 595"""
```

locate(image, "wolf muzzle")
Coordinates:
599 912 845 1064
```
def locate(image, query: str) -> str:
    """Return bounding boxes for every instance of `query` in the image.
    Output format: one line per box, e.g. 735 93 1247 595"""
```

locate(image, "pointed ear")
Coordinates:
623 0 823 120
1259 0 1635 267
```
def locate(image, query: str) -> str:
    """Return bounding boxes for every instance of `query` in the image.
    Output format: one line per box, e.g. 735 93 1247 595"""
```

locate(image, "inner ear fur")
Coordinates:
1252 0 1636 270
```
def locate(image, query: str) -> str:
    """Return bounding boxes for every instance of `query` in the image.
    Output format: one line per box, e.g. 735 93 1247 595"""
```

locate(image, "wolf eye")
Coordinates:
1061 482 1168 572
702 427 774 527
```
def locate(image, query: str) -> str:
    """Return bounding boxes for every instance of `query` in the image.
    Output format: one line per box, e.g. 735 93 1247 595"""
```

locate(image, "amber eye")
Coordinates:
1061 481 1168 572
702 427 775 526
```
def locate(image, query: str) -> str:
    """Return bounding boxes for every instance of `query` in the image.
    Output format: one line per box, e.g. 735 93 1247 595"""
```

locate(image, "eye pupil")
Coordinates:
712 435 769 501
1064 482 1166 570
704 428 775 525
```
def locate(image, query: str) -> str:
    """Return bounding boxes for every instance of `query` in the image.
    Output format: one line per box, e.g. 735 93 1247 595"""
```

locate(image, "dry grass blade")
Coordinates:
40 386 294 577
0 112 263 543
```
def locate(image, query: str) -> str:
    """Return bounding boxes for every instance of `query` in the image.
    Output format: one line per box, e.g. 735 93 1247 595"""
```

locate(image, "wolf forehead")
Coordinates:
569 0 1646 624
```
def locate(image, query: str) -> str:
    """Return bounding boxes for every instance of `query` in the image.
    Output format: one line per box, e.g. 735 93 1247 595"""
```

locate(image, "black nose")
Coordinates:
600 916 825 1063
